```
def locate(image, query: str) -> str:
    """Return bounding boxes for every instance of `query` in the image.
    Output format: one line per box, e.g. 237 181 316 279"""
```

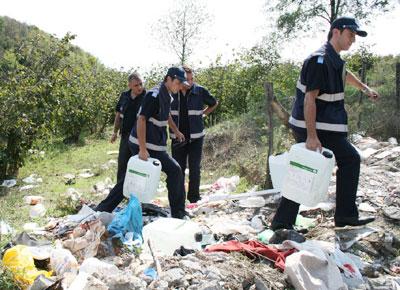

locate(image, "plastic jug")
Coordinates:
142 218 201 256
281 143 335 207
123 155 162 202
269 152 288 190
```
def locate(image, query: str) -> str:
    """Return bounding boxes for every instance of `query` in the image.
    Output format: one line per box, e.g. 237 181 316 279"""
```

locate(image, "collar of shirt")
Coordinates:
160 82 173 102
325 42 345 70
131 89 146 100
180 83 195 97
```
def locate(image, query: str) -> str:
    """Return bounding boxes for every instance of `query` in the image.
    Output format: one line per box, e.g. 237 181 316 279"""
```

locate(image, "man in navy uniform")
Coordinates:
129 67 189 219
110 72 146 182
96 73 145 212
271 17 379 230
170 66 218 203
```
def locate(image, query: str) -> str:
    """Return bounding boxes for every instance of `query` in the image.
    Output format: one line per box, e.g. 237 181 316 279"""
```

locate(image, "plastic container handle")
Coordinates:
322 151 333 159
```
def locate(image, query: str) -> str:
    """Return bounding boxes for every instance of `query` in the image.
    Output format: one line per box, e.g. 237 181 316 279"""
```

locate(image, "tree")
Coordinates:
153 0 212 65
0 30 75 178
266 0 393 37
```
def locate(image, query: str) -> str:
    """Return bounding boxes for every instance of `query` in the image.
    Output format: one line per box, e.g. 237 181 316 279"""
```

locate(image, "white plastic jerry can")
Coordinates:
269 152 288 190
123 155 162 203
281 143 335 207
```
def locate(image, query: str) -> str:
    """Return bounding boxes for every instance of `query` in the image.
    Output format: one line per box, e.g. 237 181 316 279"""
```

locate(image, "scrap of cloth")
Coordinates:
205 240 296 271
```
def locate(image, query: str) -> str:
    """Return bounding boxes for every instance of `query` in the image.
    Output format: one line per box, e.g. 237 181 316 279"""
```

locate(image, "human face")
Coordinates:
337 28 356 51
129 79 144 96
186 72 194 87
165 76 182 94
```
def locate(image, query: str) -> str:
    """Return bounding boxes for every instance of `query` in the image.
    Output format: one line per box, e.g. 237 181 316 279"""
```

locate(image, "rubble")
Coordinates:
23 174 43 184
1 134 399 289
78 169 95 179
0 220 14 235
92 177 114 196
1 179 17 188
63 173 76 185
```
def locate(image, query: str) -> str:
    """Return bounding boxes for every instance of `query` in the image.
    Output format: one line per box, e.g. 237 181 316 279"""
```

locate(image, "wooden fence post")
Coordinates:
264 82 274 189
396 62 400 111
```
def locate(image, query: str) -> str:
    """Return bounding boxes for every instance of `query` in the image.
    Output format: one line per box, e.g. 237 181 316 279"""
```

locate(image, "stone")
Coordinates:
181 259 203 272
254 278 270 290
198 280 222 290
19 184 38 191
106 271 147 290
358 202 377 213
383 206 400 220
163 268 185 285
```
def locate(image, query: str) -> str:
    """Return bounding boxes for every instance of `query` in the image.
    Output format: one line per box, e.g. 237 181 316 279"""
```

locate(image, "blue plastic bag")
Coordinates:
107 195 143 246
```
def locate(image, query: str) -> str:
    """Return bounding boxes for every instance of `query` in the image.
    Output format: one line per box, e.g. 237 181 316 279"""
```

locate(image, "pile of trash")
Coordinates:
1 135 399 289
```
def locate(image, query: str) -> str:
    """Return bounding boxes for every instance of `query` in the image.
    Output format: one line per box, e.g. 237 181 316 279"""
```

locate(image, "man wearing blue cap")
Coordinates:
129 67 189 219
271 17 380 229
96 67 189 219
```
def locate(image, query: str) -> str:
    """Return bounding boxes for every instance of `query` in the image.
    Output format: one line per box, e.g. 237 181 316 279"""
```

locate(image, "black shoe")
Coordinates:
172 210 192 220
270 221 294 231
335 216 375 227
188 196 201 204
269 229 305 244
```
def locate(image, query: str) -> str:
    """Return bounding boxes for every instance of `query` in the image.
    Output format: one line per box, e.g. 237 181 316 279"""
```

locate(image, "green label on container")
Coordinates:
289 161 318 174
128 169 149 177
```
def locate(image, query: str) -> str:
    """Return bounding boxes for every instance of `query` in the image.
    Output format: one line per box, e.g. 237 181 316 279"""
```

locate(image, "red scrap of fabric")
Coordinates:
205 240 296 271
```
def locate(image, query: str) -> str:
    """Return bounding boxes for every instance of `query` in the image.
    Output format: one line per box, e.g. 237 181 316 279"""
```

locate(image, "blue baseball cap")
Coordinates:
166 67 189 86
331 17 367 37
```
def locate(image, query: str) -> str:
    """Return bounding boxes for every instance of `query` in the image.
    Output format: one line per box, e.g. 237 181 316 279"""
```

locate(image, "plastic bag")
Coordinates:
2 245 52 288
107 195 143 244
50 247 78 276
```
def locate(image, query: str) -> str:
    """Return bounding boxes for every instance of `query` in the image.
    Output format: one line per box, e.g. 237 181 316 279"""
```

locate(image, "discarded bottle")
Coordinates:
269 152 288 190
142 218 201 256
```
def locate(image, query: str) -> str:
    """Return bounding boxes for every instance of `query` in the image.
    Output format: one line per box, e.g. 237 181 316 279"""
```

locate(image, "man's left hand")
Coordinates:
175 131 185 142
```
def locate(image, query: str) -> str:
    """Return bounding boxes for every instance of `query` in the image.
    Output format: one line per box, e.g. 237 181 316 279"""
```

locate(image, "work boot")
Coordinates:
270 221 294 231
335 216 375 227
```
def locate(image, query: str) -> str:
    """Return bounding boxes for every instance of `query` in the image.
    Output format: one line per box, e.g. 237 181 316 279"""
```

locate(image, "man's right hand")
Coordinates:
306 136 322 152
110 132 118 143
139 148 150 161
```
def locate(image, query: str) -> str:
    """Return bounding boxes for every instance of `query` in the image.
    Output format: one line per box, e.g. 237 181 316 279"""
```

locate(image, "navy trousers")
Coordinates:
272 130 360 226
95 144 186 218
171 137 204 203
116 133 132 182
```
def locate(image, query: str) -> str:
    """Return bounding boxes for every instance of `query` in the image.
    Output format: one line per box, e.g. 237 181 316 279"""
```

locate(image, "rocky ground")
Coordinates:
1 135 399 290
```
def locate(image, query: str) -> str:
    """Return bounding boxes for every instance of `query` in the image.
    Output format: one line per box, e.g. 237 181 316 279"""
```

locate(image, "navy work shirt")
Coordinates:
118 90 146 136
129 83 171 151
289 42 348 135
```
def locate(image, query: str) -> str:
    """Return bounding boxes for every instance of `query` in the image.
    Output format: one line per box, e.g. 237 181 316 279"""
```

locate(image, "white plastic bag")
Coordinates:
50 246 78 276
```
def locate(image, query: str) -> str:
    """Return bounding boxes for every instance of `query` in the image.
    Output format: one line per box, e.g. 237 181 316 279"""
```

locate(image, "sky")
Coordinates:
1 0 399 72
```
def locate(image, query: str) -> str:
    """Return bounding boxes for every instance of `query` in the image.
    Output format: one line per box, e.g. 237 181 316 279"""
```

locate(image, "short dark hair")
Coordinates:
163 75 176 82
128 72 142 82
327 27 344 41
